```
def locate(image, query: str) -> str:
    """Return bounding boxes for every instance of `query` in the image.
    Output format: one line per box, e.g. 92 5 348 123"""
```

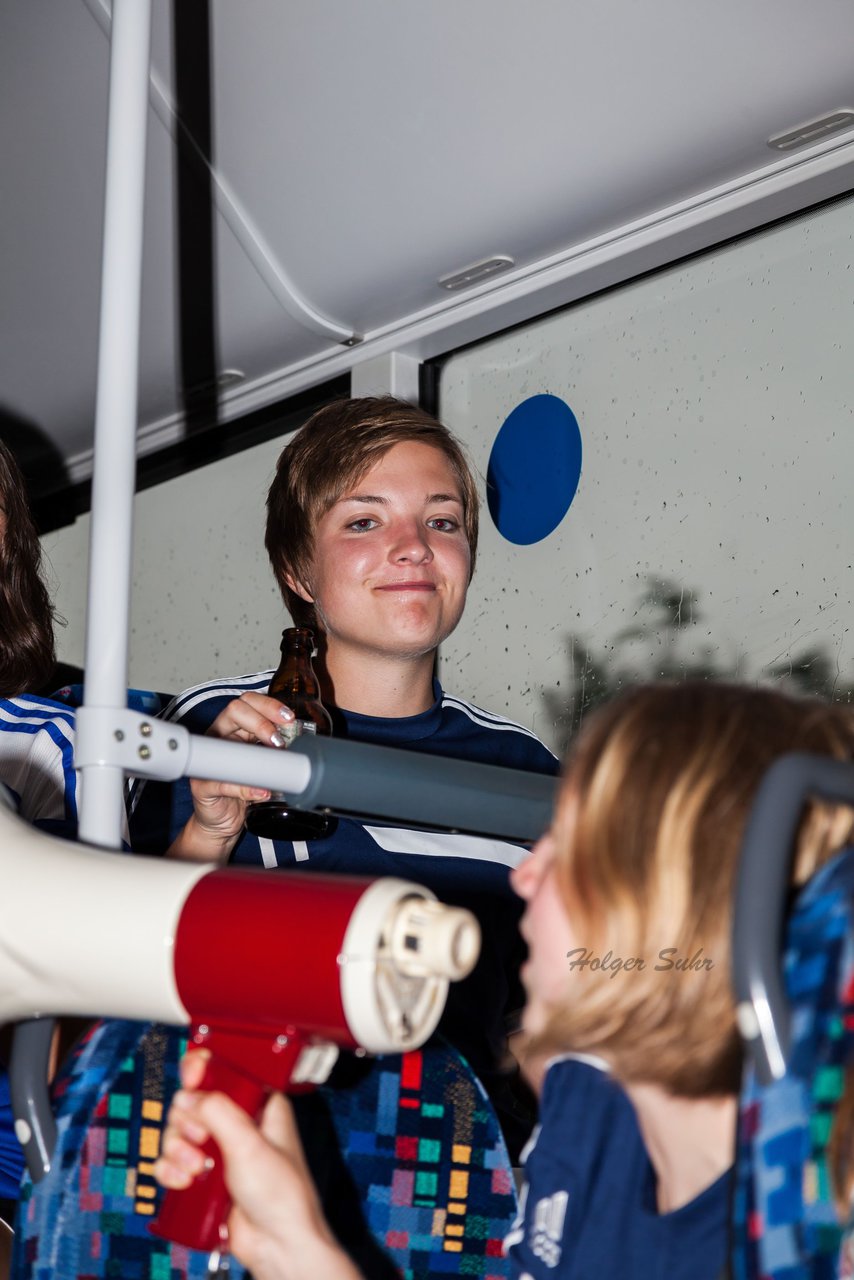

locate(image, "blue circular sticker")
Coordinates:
486 394 582 545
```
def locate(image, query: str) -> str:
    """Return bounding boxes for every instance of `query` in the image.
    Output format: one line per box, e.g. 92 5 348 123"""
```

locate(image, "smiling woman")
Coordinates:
131 396 559 1160
266 400 478 610
291 440 472 711
263 398 479 716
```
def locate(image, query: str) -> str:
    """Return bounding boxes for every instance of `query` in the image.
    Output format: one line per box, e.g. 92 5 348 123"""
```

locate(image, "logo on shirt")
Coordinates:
529 1190 568 1268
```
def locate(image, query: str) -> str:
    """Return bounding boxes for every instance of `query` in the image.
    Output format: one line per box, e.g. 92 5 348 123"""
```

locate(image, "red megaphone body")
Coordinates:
0 796 479 1253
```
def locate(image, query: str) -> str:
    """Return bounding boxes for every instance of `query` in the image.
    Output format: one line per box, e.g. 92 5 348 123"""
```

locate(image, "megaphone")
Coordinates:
0 789 479 1253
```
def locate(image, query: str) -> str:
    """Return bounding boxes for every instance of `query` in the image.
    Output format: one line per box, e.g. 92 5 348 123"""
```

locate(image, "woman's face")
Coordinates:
511 821 580 1040
291 441 471 667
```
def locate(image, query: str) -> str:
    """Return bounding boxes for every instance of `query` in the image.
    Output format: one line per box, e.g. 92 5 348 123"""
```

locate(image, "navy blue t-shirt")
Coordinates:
0 1071 19 1202
129 673 558 1152
506 1056 732 1279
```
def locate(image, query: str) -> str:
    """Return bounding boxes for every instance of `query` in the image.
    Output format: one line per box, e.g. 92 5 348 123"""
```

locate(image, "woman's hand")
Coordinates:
155 1051 361 1280
166 693 295 863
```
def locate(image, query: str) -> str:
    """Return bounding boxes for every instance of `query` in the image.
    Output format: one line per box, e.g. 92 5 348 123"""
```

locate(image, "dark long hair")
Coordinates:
0 440 56 694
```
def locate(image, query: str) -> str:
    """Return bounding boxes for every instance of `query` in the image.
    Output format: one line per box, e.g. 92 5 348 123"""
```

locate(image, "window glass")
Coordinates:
439 195 854 754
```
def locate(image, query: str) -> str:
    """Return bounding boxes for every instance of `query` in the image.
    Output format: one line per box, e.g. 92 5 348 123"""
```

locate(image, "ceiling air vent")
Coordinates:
767 110 854 152
438 256 514 291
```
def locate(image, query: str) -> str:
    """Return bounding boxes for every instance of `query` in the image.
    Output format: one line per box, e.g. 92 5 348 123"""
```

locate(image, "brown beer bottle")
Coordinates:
244 627 336 841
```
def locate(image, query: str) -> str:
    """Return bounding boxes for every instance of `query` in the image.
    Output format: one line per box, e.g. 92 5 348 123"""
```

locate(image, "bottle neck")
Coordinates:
272 628 322 701
281 626 315 655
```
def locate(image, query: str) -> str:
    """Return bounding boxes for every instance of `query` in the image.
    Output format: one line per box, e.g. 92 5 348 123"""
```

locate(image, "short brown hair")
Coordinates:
535 682 854 1097
0 440 57 695
265 397 479 628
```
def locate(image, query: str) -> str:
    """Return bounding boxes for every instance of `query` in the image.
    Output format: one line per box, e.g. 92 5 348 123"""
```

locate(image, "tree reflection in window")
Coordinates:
545 575 854 755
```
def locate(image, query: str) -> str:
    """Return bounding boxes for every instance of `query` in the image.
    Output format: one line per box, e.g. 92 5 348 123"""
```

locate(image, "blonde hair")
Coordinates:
536 682 854 1097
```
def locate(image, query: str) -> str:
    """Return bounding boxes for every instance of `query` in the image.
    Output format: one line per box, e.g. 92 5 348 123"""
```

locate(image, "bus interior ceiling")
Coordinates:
3 0 854 508
2 1 854 725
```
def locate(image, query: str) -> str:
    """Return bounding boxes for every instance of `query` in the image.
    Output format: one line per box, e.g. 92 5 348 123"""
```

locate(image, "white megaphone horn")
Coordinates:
0 785 479 1251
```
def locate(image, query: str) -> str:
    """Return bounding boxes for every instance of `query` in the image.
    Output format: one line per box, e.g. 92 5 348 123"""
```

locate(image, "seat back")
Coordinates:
731 847 854 1279
12 1019 517 1279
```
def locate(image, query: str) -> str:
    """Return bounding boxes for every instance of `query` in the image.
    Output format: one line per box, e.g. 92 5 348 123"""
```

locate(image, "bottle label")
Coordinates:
277 718 317 746
267 719 318 801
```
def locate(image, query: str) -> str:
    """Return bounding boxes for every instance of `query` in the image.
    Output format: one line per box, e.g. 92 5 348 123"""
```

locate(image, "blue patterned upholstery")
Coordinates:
732 848 854 1280
12 1021 517 1279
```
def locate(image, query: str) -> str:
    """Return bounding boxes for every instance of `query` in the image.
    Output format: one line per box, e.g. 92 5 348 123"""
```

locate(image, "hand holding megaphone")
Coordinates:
0 791 479 1252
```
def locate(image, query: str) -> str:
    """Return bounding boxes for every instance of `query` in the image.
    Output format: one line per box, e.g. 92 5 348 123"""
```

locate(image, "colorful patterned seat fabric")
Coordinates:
731 847 854 1280
13 1020 516 1279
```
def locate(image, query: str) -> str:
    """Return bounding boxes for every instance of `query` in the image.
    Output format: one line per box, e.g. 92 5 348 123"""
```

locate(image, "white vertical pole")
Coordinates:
79 0 153 847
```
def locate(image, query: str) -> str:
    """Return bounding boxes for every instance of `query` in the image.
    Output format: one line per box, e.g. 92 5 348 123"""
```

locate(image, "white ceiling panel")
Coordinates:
1 0 853 490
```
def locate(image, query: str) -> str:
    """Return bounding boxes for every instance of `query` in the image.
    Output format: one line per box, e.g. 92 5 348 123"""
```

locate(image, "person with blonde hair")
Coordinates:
508 681 854 1277
156 681 854 1279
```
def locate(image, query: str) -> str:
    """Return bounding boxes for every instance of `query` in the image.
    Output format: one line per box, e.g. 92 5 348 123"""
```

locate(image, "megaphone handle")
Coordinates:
8 1018 58 1181
150 1053 268 1253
